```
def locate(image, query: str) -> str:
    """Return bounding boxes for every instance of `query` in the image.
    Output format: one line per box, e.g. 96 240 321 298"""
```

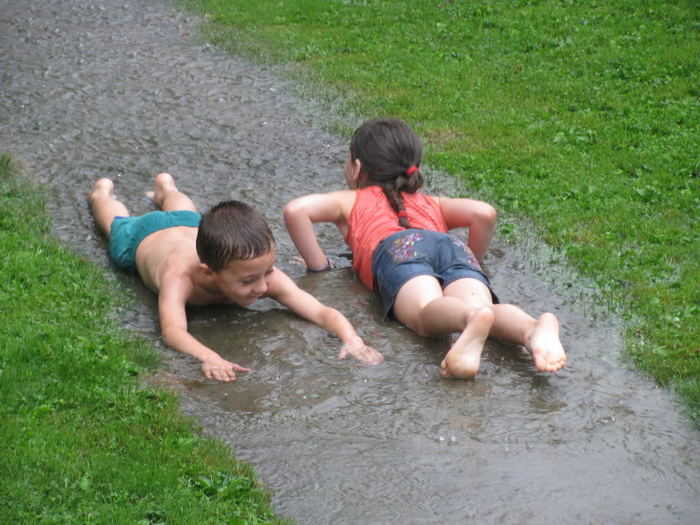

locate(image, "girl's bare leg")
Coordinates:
394 276 494 379
88 178 129 236
148 172 197 212
439 307 494 378
443 279 566 373
483 304 566 372
524 312 566 372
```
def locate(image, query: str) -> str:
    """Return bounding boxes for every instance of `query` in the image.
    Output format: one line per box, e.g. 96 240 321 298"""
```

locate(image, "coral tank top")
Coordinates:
345 186 448 289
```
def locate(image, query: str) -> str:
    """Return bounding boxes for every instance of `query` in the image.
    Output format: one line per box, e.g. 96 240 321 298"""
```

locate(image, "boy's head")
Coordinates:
196 200 275 272
197 200 277 306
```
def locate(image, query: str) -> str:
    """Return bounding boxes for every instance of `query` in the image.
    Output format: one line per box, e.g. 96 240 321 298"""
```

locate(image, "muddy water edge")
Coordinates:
1 1 699 523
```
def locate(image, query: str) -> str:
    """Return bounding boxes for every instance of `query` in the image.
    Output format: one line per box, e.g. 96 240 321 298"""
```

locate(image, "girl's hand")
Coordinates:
201 356 251 382
338 336 384 365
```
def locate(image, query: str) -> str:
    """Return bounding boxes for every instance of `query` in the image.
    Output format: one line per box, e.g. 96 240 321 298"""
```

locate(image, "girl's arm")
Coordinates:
267 269 384 365
436 196 497 260
283 192 349 270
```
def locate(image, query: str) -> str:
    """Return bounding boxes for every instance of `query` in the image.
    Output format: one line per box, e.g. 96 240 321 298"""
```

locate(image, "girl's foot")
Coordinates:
440 307 494 379
527 313 567 372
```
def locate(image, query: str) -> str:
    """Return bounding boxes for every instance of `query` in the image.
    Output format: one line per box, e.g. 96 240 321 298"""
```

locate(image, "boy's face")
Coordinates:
212 248 276 307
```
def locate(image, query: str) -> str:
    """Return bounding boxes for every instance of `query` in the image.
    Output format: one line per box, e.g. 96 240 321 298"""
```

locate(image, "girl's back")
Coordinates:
346 186 447 289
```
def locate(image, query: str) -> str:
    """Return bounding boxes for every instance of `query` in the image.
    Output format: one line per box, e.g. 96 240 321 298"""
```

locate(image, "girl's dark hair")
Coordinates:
196 200 275 272
350 117 424 228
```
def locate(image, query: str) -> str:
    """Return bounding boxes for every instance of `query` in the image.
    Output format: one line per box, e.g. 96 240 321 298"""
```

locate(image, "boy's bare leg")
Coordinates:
489 305 567 372
88 178 129 236
148 172 197 212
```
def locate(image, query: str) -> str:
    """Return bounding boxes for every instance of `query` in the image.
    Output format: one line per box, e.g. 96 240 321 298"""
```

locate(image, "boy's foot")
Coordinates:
147 172 177 205
440 307 494 379
88 178 129 236
527 313 567 373
88 178 115 203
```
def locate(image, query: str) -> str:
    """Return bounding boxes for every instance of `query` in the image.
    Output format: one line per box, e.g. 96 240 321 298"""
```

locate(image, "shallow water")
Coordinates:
1 1 698 523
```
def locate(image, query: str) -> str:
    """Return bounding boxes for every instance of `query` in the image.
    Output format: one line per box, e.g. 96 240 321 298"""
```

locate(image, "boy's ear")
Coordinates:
199 263 215 277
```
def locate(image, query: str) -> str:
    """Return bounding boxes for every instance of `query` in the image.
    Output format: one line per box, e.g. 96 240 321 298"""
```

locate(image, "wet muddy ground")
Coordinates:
1 1 699 523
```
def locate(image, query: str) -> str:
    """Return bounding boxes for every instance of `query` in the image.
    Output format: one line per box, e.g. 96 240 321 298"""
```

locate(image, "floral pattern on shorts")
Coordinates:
388 231 424 263
450 237 483 271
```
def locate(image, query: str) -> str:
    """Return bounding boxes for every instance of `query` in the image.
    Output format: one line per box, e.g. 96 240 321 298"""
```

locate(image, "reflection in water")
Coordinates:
1 0 698 523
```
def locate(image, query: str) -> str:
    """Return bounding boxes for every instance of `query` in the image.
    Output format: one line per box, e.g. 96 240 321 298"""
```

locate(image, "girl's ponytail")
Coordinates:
382 180 408 228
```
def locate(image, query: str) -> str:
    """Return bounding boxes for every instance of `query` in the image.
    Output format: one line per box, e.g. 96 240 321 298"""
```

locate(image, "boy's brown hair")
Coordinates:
196 200 275 272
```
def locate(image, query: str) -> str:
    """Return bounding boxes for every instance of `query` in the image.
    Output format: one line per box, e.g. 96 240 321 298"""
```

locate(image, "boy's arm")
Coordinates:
158 274 251 382
436 196 497 260
267 269 384 365
283 192 346 271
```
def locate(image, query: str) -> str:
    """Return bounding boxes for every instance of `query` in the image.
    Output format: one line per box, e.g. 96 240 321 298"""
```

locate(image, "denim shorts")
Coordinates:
108 210 201 271
371 229 498 318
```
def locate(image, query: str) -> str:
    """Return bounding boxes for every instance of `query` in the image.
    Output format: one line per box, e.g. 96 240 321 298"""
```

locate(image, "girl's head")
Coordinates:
348 118 424 227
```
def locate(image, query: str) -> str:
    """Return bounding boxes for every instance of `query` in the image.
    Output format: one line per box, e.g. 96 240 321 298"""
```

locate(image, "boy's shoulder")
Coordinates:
158 256 220 306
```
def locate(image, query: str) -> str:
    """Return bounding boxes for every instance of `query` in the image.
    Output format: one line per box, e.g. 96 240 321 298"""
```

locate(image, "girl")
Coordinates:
284 118 566 378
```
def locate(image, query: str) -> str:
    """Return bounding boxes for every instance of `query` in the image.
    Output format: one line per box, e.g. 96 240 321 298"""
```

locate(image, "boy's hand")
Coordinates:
201 356 251 382
338 336 384 365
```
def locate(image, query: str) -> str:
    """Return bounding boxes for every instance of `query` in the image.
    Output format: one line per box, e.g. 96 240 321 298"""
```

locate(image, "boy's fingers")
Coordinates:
360 348 384 365
202 362 240 381
339 343 384 364
364 349 384 365
218 369 235 381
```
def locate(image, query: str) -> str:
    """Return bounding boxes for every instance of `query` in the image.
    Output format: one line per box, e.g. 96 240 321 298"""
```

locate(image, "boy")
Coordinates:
88 173 383 382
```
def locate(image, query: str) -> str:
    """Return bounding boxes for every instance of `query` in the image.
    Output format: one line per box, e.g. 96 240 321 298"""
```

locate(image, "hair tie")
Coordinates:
406 166 419 177
397 210 409 218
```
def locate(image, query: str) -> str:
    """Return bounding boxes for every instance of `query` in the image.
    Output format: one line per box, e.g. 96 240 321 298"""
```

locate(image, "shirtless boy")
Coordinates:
88 173 383 381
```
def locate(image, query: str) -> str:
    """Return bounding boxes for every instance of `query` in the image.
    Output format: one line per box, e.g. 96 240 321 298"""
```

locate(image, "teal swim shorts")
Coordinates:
108 210 201 271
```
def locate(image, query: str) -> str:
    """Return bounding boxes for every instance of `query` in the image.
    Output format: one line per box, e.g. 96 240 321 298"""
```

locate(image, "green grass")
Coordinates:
180 0 700 421
0 154 287 523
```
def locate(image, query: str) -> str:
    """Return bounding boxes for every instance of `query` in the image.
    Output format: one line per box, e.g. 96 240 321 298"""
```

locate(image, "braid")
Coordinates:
382 181 409 228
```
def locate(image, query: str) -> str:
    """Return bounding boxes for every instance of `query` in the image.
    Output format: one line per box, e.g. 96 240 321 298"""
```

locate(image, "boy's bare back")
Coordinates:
134 226 203 299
